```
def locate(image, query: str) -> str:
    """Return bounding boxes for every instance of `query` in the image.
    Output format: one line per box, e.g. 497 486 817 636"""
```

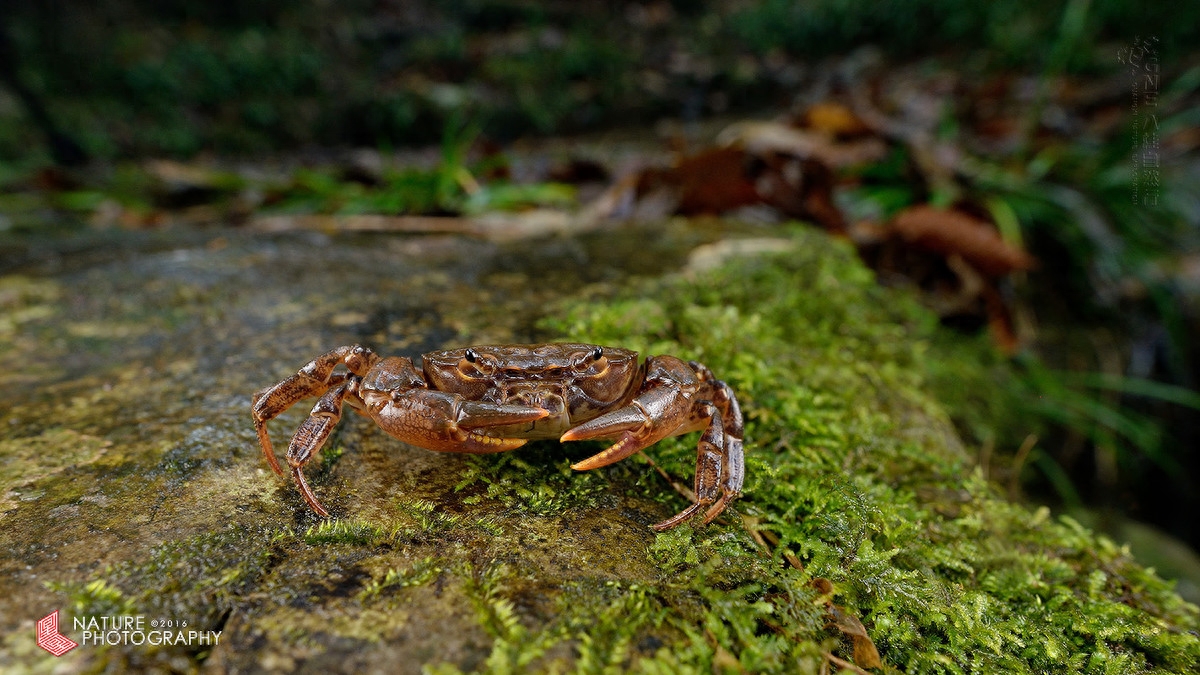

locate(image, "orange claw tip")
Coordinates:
558 428 587 443
569 450 618 471
568 438 634 472
462 434 528 453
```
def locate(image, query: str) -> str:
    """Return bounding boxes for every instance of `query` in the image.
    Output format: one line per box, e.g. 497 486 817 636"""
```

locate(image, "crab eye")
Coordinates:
574 346 608 374
458 349 495 377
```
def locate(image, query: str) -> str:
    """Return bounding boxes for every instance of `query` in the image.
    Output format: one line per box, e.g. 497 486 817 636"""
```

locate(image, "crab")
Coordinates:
252 343 744 530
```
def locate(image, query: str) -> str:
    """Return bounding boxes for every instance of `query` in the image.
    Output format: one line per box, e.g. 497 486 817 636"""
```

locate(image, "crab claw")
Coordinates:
563 355 744 530
564 357 697 470
562 399 685 470
458 401 551 430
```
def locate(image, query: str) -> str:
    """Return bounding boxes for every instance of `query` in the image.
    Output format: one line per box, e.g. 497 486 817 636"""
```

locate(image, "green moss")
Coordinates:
396 498 463 532
359 557 442 601
0 428 110 511
453 445 611 518
303 518 395 547
48 579 136 619
42 524 280 669
532 226 1200 672
55 525 278 621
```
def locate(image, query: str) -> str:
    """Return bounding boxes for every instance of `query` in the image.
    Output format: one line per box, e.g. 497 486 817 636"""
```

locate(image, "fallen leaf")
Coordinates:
891 205 1035 278
800 102 873 138
982 282 1021 355
826 604 883 669
637 146 761 215
808 578 883 670
752 154 847 234
718 121 888 169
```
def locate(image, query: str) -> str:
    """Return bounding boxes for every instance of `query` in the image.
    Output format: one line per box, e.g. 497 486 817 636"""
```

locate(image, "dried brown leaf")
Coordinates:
982 282 1021 355
810 577 834 596
891 205 1035 278
719 121 888 169
826 604 883 669
638 146 761 215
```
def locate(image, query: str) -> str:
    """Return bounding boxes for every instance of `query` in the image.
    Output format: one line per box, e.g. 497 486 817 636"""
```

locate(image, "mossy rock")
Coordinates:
0 225 1196 673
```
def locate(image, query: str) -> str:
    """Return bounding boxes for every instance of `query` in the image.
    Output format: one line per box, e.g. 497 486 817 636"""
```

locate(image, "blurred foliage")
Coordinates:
823 0 1200 538
729 0 1200 69
4 0 1200 159
970 107 1200 526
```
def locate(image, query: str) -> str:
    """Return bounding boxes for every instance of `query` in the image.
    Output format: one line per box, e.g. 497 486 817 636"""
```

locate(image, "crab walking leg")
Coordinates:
650 403 727 531
253 372 348 476
697 370 745 521
679 362 745 522
252 345 380 475
286 380 354 517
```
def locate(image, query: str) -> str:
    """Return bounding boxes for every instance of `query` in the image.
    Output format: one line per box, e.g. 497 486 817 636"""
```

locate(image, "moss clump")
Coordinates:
534 226 1200 672
303 518 396 547
44 524 280 669
50 579 136 619
359 557 442 601
453 445 612 518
